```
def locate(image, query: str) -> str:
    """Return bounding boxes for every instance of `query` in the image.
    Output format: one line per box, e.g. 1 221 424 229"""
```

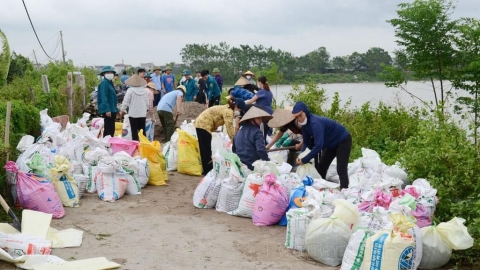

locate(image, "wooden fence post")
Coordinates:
41 75 50 93
5 101 11 162
80 75 86 109
29 88 36 104
67 72 73 118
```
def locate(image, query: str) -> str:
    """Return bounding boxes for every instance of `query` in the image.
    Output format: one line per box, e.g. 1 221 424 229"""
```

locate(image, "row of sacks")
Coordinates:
12 109 169 217
191 147 475 269
161 120 232 175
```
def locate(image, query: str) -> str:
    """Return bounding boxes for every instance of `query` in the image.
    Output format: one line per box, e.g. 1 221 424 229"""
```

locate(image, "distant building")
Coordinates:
140 62 155 71
114 64 127 74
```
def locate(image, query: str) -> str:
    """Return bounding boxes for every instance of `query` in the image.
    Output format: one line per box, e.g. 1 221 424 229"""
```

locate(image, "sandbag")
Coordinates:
122 115 132 140
50 156 80 208
83 164 98 193
305 217 352 266
177 129 202 176
419 217 474 269
16 135 35 152
277 173 302 196
278 176 314 226
73 174 88 199
285 208 311 251
362 214 422 270
216 154 245 213
296 149 321 180
95 164 128 202
114 151 142 195
341 228 374 270
193 152 224 208
252 174 289 226
162 141 178 171
145 119 155 142
138 132 168 185
26 153 48 177
4 162 65 219
228 171 264 217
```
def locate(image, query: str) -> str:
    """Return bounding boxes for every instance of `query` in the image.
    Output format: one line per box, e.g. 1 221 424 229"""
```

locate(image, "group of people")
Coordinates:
98 65 352 190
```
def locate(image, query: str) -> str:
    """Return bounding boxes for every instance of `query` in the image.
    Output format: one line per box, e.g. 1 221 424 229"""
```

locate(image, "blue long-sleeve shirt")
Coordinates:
232 123 269 170
205 75 221 100
214 74 224 90
182 78 198 102
295 102 349 164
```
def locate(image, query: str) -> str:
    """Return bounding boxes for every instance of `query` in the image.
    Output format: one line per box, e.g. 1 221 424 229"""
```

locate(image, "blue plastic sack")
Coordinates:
279 176 314 226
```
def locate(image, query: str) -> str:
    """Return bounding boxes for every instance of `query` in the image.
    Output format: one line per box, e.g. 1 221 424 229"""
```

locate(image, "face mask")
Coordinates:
246 75 252 80
104 74 114 80
299 117 308 126
234 111 241 117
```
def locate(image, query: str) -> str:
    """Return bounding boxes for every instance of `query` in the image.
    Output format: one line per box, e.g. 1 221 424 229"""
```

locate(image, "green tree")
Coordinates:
363 47 392 75
331 56 347 72
452 18 480 145
348 52 367 71
299 47 330 73
0 29 11 87
7 52 34 83
387 0 458 114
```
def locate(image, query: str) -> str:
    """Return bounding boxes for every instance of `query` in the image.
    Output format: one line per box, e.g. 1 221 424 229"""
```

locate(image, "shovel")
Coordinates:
266 146 296 153
0 194 21 231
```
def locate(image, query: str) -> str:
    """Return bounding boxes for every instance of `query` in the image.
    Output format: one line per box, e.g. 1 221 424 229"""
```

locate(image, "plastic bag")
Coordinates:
76 112 90 128
145 119 155 142
177 129 202 176
252 174 289 226
278 176 314 226
193 153 224 208
73 174 88 199
341 228 374 270
114 152 142 195
0 231 52 259
277 173 302 196
162 141 178 171
296 149 321 180
17 135 35 152
49 156 80 207
122 115 132 140
306 217 352 266
138 132 168 185
4 162 65 219
26 153 48 177
216 155 244 213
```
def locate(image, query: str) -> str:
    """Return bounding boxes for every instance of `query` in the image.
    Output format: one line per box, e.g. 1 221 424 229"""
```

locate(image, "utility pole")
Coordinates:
60 31 66 64
32 49 39 69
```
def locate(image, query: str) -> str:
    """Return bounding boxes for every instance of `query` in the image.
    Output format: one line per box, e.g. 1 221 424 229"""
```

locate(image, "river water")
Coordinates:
270 81 456 109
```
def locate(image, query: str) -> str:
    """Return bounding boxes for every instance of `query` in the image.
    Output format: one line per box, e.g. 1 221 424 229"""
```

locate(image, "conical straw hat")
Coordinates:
240 106 272 124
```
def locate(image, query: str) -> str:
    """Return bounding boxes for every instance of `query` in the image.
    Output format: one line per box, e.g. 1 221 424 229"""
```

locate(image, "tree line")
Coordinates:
179 42 393 84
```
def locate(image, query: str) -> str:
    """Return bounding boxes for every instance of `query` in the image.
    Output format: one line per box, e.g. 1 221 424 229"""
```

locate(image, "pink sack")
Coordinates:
401 186 421 199
109 137 139 156
412 204 432 228
252 174 289 226
358 188 393 212
4 162 65 219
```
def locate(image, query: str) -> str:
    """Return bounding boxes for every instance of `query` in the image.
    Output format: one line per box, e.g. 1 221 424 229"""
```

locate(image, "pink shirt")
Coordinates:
147 89 154 119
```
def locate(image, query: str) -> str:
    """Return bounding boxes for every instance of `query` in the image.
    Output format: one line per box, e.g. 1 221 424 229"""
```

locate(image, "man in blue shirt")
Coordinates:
161 66 176 95
201 70 221 108
157 85 185 142
150 66 162 106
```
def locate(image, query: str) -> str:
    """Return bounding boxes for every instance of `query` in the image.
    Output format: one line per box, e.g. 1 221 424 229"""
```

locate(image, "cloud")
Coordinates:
0 0 477 66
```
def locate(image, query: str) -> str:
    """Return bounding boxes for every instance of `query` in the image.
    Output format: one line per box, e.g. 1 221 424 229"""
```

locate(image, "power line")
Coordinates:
22 0 54 59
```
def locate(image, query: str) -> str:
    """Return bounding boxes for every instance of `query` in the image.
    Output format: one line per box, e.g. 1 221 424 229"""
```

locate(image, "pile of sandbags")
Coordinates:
190 144 475 269
162 120 233 174
11 109 168 218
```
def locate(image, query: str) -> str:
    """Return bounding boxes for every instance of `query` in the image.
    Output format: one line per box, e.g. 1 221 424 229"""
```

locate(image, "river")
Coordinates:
270 81 457 109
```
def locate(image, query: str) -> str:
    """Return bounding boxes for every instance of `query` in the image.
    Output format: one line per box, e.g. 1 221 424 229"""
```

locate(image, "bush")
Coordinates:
287 82 480 267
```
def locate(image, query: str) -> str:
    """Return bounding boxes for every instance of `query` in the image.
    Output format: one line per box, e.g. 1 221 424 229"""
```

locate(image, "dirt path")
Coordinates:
0 172 337 270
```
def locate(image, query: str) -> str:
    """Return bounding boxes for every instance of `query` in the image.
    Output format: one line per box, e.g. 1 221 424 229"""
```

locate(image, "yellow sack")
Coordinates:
50 155 80 207
177 129 202 176
138 130 168 185
114 122 123 137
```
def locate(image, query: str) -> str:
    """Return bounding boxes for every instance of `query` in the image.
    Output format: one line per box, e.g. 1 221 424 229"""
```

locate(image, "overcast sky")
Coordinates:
1 0 478 67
